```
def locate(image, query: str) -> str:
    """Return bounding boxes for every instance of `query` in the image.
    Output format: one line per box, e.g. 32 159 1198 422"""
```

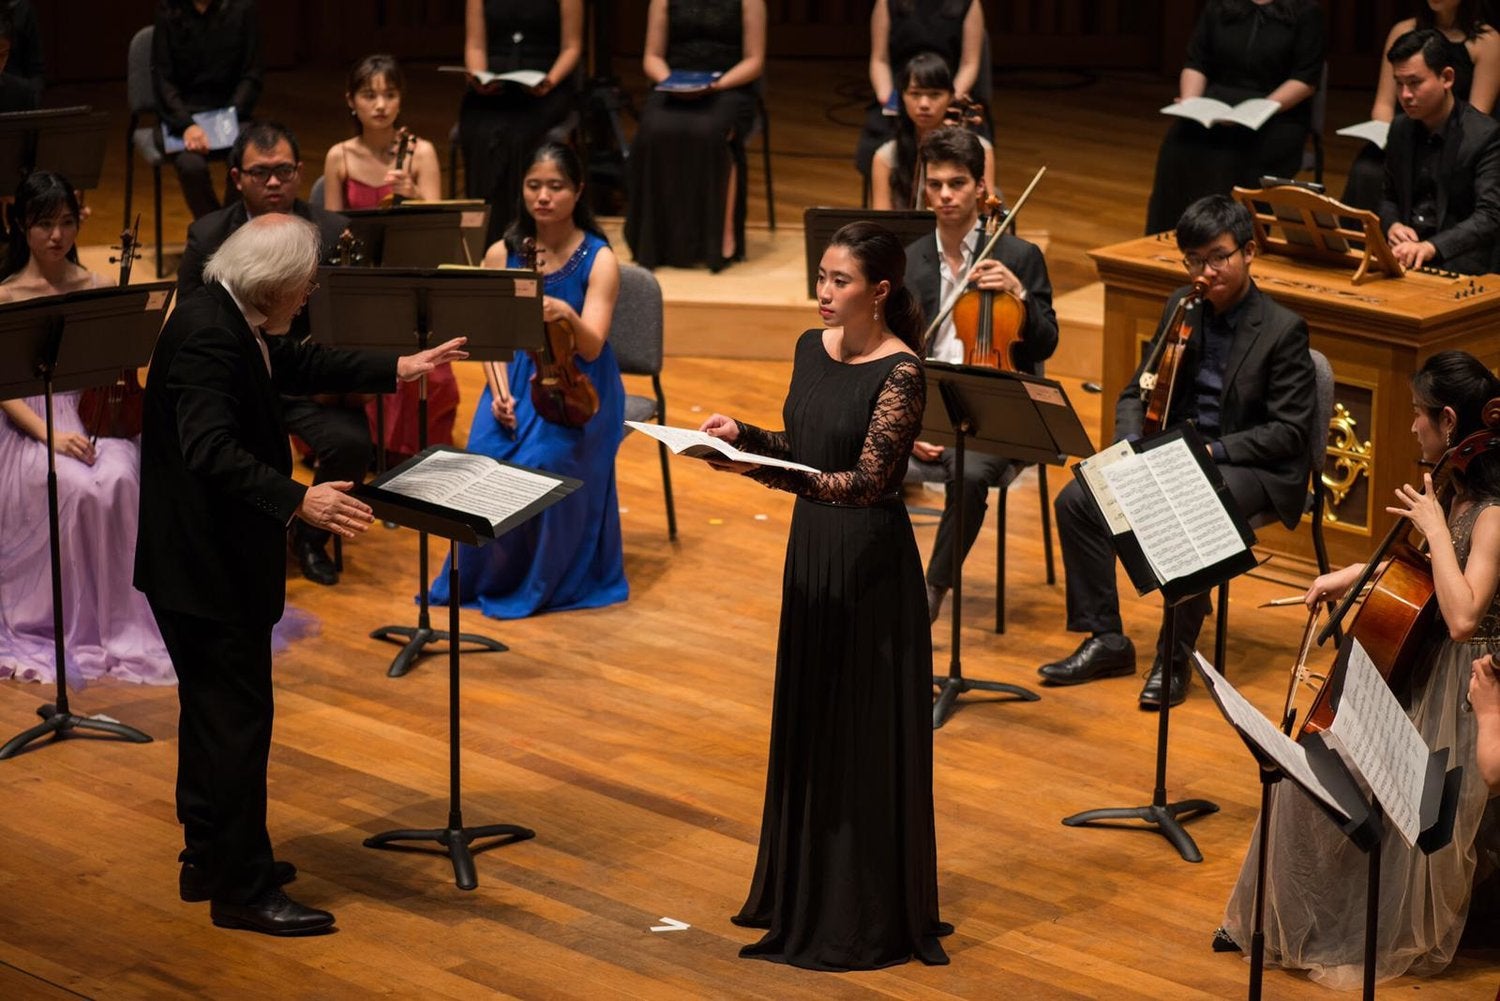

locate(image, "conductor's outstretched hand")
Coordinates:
297 481 375 539
398 337 469 382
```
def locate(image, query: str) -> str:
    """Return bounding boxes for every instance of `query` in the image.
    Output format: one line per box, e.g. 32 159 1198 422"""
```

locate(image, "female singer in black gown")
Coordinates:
1143 0 1325 235
700 221 950 970
625 0 765 271
458 0 582 245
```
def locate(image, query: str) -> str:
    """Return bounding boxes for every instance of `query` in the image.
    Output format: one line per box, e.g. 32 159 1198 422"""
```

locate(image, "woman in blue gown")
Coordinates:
430 142 626 618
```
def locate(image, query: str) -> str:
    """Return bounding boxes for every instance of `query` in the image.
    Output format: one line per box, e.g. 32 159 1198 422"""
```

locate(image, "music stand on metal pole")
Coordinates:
0 283 175 759
355 445 580 889
920 362 1094 728
311 264 542 677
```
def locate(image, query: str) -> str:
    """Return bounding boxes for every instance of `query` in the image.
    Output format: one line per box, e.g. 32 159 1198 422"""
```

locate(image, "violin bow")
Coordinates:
919 164 1047 353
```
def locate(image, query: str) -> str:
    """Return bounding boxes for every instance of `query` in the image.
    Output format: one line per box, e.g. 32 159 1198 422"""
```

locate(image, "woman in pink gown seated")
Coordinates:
0 172 174 686
322 53 455 464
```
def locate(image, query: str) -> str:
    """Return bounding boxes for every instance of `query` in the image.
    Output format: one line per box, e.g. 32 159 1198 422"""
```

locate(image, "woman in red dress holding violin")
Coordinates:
1218 350 1500 986
322 54 455 465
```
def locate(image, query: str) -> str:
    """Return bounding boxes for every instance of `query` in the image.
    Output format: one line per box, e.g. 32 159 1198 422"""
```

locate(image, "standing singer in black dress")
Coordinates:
700 222 950 970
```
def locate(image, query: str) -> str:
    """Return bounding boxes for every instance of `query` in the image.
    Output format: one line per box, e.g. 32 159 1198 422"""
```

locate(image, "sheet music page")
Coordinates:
380 450 561 529
1141 439 1246 568
1101 452 1199 582
1077 440 1135 535
1327 639 1431 847
623 421 821 474
1193 653 1351 820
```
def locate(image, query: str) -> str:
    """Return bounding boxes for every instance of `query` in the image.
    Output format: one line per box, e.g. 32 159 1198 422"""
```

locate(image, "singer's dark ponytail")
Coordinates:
827 221 925 354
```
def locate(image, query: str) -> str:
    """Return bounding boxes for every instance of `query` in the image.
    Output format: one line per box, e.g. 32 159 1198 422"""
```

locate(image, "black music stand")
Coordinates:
310 265 543 677
920 362 1094 728
1061 424 1257 861
0 282 175 759
802 207 935 298
0 106 111 189
355 445 579 889
1195 653 1459 1001
343 201 492 270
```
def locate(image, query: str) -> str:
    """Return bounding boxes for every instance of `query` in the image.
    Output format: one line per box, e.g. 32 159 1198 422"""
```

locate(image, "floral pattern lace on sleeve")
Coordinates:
748 358 925 504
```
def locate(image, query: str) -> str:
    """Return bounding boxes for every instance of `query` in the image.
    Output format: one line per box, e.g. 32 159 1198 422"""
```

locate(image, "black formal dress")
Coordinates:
458 0 576 246
854 0 977 180
625 0 756 270
1055 283 1315 666
177 199 373 554
903 228 1058 592
134 282 395 904
1341 33 1478 211
1378 98 1500 275
730 330 950 971
1144 0 1325 234
151 0 262 218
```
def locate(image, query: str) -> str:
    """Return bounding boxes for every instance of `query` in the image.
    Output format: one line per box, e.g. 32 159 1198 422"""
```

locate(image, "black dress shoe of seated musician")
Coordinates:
180 859 297 903
1211 927 1242 953
295 539 339 586
1139 656 1191 709
210 888 334 936
1037 634 1136 685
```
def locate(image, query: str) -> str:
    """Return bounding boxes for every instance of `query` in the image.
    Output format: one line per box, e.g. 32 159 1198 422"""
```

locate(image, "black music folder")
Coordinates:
1071 424 1258 603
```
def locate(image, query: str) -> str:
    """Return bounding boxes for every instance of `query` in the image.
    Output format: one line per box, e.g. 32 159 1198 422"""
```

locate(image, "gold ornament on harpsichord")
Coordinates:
1322 402 1373 523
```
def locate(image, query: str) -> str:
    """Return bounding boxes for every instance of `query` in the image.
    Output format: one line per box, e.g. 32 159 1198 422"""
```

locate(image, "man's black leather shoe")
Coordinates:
1139 656 1190 709
296 539 339 586
210 888 334 936
1038 634 1136 685
180 859 297 903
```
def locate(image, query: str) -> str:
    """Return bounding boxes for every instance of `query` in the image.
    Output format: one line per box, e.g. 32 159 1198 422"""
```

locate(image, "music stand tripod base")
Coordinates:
1061 799 1220 863
0 702 153 760
370 620 507 679
932 674 1040 729
364 817 534 892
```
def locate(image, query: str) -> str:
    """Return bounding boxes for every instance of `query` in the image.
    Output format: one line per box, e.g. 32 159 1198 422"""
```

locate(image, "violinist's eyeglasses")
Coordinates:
1182 246 1243 273
241 164 298 183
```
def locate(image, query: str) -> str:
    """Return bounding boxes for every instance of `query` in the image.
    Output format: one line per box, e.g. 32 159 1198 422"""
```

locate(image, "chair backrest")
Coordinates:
1307 347 1335 486
308 174 326 210
1309 61 1330 135
610 263 664 377
127 26 155 118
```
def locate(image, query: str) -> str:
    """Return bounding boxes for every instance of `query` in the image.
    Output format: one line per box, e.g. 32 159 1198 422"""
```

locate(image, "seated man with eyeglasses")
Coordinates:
1039 194 1316 708
177 122 369 587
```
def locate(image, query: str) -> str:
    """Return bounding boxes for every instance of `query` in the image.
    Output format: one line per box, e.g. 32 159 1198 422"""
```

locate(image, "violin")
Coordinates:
378 127 414 209
942 94 988 132
521 237 599 428
919 165 1047 359
1299 397 1500 737
947 194 1026 371
1136 276 1212 437
77 217 146 442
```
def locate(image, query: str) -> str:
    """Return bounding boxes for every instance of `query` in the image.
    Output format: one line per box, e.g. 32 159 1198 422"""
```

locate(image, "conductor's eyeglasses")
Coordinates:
1182 246 1243 273
241 164 298 183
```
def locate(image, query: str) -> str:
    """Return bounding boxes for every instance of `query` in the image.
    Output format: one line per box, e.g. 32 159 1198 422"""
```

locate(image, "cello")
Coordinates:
1136 276 1211 437
77 217 146 443
1298 397 1500 737
520 237 598 428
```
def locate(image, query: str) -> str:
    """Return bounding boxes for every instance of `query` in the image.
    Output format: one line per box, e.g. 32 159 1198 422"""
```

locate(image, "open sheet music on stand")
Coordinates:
354 445 580 544
1072 424 1258 601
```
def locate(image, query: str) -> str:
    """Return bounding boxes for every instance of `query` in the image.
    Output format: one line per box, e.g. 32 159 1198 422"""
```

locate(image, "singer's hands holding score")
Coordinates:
699 413 758 474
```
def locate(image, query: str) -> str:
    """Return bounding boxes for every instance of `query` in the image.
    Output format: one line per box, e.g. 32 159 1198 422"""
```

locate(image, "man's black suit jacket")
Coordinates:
1379 99 1500 275
177 199 348 341
903 229 1059 373
133 282 396 626
1116 284 1316 529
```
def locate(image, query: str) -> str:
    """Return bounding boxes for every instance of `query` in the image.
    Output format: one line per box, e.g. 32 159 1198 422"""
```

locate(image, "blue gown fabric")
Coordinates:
429 231 627 618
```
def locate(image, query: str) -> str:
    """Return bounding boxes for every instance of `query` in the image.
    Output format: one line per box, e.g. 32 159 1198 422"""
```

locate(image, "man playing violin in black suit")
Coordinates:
1041 195 1315 707
903 126 1059 624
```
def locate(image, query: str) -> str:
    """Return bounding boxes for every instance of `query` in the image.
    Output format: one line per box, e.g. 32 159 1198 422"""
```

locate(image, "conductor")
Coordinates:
134 214 468 935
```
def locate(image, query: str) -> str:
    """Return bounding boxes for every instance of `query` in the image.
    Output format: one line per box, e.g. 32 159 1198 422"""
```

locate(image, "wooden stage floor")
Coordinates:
4 60 1496 1000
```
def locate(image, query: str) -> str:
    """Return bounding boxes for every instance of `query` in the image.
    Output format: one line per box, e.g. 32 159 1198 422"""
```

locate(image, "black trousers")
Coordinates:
1054 462 1271 664
924 448 1018 591
150 602 275 905
281 395 372 549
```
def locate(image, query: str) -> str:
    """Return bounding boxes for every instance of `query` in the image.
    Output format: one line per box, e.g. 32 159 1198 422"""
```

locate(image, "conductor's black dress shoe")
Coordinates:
180 859 297 903
296 539 339 586
1138 656 1190 709
210 888 334 936
1038 633 1136 685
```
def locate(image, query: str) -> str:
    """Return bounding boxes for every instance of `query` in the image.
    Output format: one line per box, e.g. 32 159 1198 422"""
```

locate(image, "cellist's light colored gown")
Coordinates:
1222 499 1500 987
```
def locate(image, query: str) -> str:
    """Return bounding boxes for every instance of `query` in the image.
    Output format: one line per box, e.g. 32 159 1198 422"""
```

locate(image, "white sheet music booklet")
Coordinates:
378 449 564 531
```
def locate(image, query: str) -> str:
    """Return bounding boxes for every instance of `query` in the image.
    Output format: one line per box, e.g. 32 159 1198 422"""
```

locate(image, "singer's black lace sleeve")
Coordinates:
733 421 792 460
747 358 925 505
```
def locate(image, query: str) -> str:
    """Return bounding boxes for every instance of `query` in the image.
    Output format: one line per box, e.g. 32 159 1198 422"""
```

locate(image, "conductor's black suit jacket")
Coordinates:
133 282 396 626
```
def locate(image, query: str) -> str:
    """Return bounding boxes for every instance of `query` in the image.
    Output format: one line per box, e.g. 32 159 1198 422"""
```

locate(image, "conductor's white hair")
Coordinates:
202 214 320 313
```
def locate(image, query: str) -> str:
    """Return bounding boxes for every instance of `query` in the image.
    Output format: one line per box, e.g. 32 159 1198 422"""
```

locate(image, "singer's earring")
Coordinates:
1447 428 1454 448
